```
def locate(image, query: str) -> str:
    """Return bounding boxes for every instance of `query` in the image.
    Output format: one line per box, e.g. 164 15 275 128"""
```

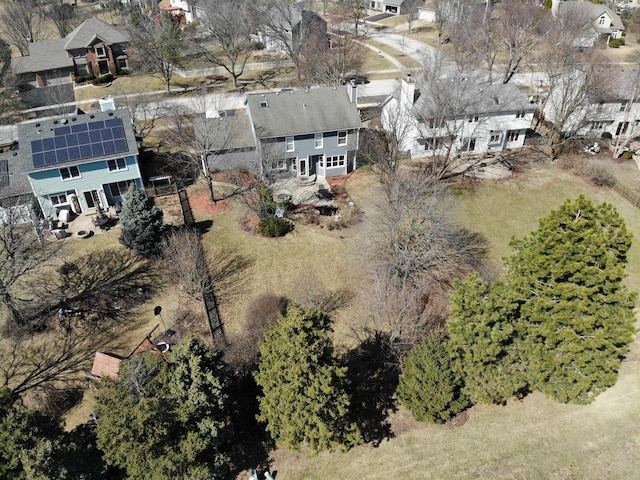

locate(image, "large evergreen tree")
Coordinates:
448 276 529 404
506 195 637 403
448 196 637 404
119 184 166 258
95 335 228 479
254 304 360 452
396 332 469 423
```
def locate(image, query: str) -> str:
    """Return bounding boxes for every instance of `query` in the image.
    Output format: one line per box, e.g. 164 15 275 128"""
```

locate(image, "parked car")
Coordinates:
342 74 369 85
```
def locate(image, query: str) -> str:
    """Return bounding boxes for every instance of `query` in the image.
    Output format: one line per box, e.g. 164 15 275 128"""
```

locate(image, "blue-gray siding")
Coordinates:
29 154 141 216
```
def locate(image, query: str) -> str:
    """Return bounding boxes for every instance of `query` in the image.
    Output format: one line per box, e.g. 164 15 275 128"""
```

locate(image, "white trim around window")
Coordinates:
315 133 323 149
337 131 347 146
285 136 294 152
107 158 127 172
60 165 81 180
49 190 75 206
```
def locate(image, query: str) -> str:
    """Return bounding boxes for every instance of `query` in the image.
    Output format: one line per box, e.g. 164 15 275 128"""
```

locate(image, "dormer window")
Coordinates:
598 15 606 25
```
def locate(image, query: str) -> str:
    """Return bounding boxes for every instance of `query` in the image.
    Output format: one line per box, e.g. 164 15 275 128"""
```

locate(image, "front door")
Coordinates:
83 190 101 209
98 60 109 75
299 158 307 177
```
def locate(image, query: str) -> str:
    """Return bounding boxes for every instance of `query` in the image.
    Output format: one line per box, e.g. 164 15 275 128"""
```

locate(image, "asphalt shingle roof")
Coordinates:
17 109 138 172
12 39 73 75
246 87 362 139
64 18 129 50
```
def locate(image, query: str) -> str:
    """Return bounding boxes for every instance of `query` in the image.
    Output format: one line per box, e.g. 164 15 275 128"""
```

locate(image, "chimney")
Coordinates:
99 96 116 112
551 0 559 17
401 73 416 112
346 81 357 106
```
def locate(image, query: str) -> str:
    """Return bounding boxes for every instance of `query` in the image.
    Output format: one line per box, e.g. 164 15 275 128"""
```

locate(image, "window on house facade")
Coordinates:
315 133 323 149
107 158 127 172
116 58 128 70
427 117 443 129
592 121 608 130
337 131 347 145
49 190 74 206
95 45 106 57
322 155 345 167
272 159 288 170
515 110 526 119
287 157 297 171
60 166 80 180
424 137 447 151
620 101 628 112
599 15 606 25
468 116 479 123
462 138 476 152
489 132 501 143
507 130 520 142
285 136 294 152
108 180 134 197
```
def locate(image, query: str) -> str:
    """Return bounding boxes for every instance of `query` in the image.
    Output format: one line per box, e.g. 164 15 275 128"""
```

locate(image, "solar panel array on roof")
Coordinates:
30 117 128 169
0 159 8 188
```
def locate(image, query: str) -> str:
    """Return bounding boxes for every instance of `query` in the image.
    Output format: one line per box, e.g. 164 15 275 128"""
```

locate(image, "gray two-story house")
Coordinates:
15 109 142 218
245 84 362 179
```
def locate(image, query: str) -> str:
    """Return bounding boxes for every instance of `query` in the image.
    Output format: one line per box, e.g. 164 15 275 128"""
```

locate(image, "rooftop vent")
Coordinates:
260 100 268 108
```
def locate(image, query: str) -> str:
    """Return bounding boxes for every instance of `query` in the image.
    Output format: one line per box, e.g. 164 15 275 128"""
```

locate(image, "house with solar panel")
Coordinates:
16 109 142 218
245 84 363 179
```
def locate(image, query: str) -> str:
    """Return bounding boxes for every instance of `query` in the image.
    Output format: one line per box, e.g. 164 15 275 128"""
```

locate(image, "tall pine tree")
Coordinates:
397 331 469 423
95 335 228 479
254 304 360 452
119 185 166 258
507 195 637 403
448 196 637 404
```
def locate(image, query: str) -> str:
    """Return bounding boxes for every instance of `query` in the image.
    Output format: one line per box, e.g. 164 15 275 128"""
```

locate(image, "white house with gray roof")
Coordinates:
245 84 363 179
382 74 535 159
10 109 142 219
13 18 130 88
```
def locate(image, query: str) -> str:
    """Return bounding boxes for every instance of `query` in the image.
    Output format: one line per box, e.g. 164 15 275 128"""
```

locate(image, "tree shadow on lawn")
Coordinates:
23 250 160 332
344 333 400 446
224 366 275 478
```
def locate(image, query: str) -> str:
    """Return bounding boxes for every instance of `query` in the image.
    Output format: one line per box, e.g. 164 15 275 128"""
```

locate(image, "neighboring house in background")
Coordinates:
245 84 363 179
159 0 202 24
12 18 130 88
555 0 625 45
382 74 535 159
10 109 142 219
256 6 326 53
544 67 640 146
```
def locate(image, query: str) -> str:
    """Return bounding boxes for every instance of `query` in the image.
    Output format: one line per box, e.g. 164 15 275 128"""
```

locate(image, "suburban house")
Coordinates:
256 6 326 53
369 0 410 16
12 18 130 88
544 67 640 146
555 0 625 45
158 0 202 24
245 84 363 179
382 74 536 158
6 109 142 219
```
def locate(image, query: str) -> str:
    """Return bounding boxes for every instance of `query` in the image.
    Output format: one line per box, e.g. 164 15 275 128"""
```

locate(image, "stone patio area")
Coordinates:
270 176 336 206
46 206 121 241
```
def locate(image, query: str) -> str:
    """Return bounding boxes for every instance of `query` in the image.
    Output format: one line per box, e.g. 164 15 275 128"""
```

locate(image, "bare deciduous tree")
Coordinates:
361 171 487 356
0 208 62 328
126 10 184 95
341 0 368 36
162 88 244 201
161 228 212 301
49 0 78 38
432 0 473 44
536 10 608 157
301 31 365 85
197 0 254 87
0 0 43 56
251 0 319 80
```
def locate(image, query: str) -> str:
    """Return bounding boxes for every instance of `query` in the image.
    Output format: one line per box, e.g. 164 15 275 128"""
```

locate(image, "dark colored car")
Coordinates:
342 74 369 85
